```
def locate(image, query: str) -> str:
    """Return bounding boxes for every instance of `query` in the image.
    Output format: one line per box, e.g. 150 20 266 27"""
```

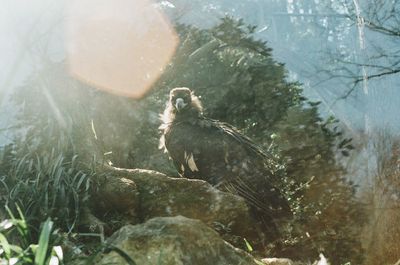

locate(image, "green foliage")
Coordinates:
0 143 92 234
0 206 63 265
151 18 302 138
0 73 96 261
272 105 365 263
0 62 99 232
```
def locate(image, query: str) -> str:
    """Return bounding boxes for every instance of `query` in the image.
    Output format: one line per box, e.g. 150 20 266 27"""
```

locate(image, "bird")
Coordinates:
159 87 292 245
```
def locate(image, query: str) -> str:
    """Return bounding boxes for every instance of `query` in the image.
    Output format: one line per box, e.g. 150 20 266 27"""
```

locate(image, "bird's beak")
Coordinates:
175 98 187 111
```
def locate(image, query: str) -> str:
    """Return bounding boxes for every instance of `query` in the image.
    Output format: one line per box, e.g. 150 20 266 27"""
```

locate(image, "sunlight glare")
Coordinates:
66 0 178 98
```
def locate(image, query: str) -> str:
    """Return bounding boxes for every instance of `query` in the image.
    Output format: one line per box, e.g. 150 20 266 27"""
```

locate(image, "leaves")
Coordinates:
0 209 63 265
35 218 53 265
243 238 253 252
0 233 11 259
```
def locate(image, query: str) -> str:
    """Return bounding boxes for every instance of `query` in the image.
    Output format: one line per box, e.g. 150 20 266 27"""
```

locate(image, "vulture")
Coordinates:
159 87 292 242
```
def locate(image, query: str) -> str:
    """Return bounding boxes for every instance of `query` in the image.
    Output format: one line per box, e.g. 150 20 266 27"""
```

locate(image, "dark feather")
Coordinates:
160 87 292 238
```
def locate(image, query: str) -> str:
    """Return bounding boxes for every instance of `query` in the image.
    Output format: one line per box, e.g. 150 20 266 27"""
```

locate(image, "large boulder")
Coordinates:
94 166 263 249
97 215 260 265
91 173 139 217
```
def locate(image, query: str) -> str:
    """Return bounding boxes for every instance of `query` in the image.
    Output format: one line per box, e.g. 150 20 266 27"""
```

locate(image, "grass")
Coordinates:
0 137 96 263
0 143 92 235
0 137 140 264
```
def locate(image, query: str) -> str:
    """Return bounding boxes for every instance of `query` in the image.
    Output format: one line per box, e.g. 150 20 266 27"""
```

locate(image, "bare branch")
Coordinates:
364 19 400 37
353 68 400 84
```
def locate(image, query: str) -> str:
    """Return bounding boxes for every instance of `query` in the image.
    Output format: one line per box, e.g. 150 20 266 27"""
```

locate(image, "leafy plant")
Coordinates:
0 144 93 234
0 206 63 265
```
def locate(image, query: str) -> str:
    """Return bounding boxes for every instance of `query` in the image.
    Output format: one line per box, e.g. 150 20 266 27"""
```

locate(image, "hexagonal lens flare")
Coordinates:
66 0 178 98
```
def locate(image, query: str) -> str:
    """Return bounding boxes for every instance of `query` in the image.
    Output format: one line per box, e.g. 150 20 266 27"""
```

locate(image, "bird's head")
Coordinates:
169 87 203 114
160 87 203 126
169 87 192 112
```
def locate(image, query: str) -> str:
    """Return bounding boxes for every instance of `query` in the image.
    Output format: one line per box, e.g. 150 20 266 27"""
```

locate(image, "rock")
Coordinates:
312 254 330 265
78 207 106 236
103 166 267 249
97 215 260 265
261 257 294 265
87 167 141 235
91 171 139 217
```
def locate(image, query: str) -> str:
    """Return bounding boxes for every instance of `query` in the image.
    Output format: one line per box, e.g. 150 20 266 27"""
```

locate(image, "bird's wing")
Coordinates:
164 117 291 218
199 117 291 218
206 118 268 156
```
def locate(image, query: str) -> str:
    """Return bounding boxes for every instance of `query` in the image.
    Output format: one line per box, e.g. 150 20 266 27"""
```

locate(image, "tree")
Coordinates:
358 130 400 265
145 17 365 264
319 0 400 97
